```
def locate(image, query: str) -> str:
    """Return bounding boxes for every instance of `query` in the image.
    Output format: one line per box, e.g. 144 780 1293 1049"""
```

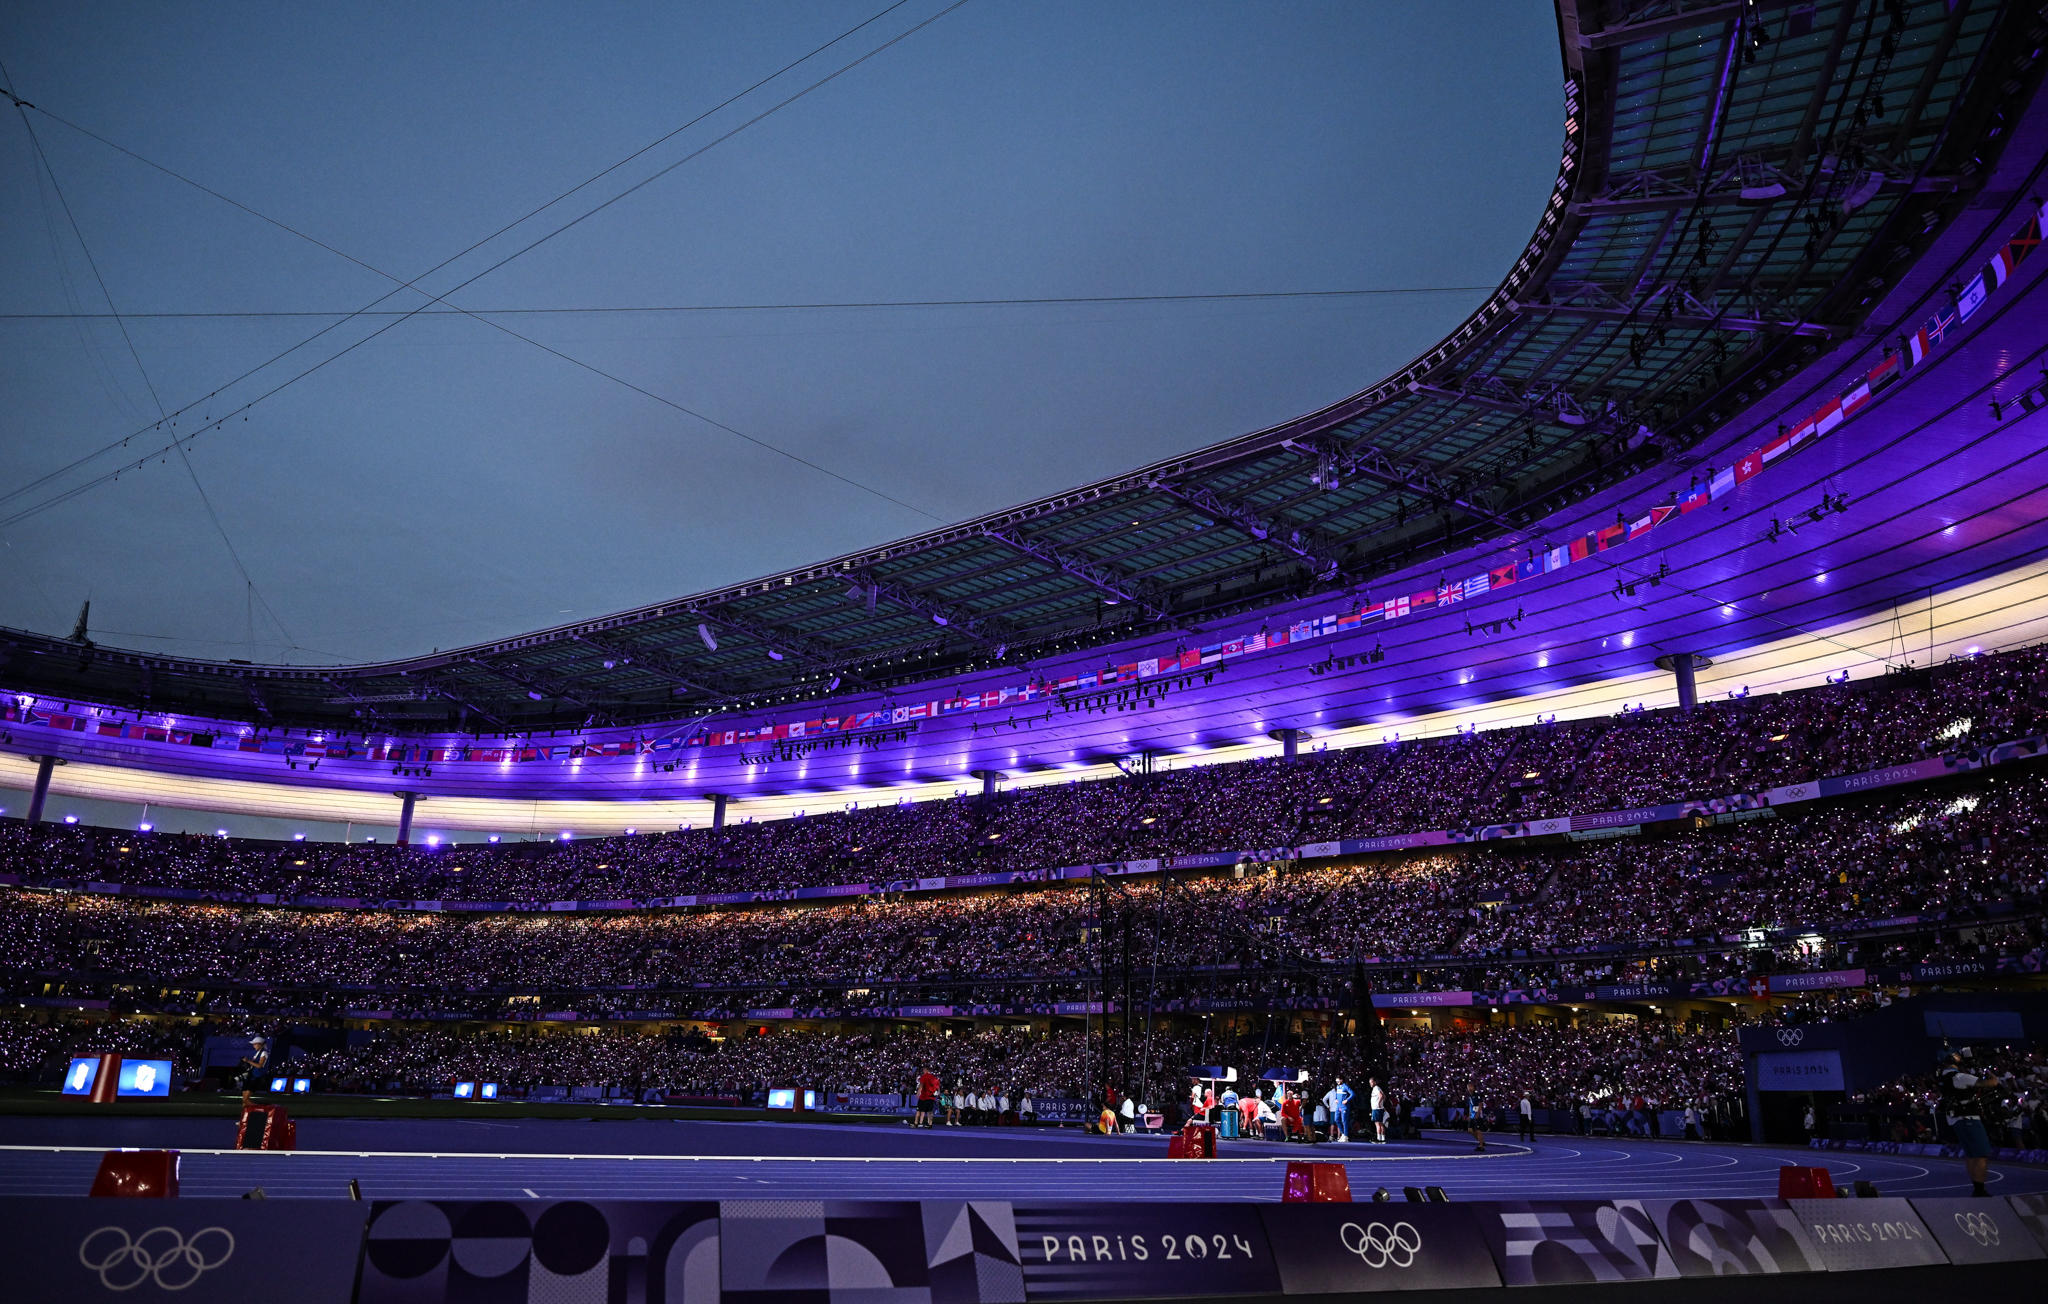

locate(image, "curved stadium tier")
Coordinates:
4 0 2048 1181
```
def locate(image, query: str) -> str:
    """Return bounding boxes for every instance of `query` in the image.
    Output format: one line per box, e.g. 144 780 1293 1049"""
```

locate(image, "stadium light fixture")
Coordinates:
697 623 718 651
215 829 228 837
62 814 78 824
488 834 501 843
138 822 152 832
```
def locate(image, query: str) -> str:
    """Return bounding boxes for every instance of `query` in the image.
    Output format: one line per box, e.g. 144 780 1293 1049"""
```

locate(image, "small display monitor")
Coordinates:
116 1060 173 1097
61 1058 99 1096
453 1081 476 1099
480 1082 499 1100
270 1076 289 1092
765 1088 796 1110
292 1078 311 1094
802 1089 821 1111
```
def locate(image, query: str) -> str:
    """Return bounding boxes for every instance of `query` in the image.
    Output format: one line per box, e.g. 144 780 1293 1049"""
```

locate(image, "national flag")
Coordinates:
907 703 930 719
1116 662 1138 680
1759 423 1802 465
1464 574 1490 600
1222 639 1245 657
1437 582 1464 605
1747 975 1771 1003
1546 545 1570 571
1865 352 1902 394
1923 304 1958 346
1595 523 1624 551
1838 377 1873 419
1569 535 1594 561
1269 627 1290 647
1200 645 1223 665
1709 465 1736 500
1359 601 1385 621
1517 558 1545 581
1490 563 1519 588
1734 449 1763 484
1956 273 1989 321
1905 327 1933 367
1810 398 1845 437
1179 649 1201 670
1409 588 1437 610
2008 208 2044 265
1387 595 1411 619
1244 632 1266 653
1985 246 2017 288
1626 513 1655 540
1679 483 1711 514
1336 610 1362 629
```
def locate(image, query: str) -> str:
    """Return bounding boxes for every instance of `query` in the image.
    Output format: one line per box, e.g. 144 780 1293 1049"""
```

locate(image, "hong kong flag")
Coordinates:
1747 975 1771 1002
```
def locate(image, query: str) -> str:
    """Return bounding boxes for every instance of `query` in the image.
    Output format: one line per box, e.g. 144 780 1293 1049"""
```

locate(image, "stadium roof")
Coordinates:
0 0 2033 740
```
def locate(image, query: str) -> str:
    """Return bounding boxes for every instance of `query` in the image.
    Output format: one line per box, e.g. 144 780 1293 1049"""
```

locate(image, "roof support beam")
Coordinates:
463 657 595 712
687 605 870 685
401 674 512 731
1149 481 1347 580
1515 280 1843 337
1577 1 1803 51
848 570 1018 656
978 526 1170 621
571 632 745 700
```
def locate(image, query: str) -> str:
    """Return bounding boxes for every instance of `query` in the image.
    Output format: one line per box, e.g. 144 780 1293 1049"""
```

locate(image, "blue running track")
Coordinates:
2 1115 2040 1202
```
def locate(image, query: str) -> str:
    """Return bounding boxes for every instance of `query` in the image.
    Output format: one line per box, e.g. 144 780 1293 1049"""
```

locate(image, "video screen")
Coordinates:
480 1082 499 1100
116 1059 173 1097
453 1082 476 1098
61 1058 98 1096
292 1078 312 1094
766 1088 796 1110
270 1076 289 1092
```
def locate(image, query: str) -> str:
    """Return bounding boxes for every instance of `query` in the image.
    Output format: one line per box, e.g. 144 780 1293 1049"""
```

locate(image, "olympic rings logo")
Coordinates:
79 1226 235 1291
1339 1220 1422 1268
1776 1028 1804 1046
1952 1211 2001 1247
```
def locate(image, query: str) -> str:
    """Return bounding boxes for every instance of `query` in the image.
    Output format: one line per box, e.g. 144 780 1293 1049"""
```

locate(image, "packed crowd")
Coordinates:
3 647 2042 904
1 767 2042 1013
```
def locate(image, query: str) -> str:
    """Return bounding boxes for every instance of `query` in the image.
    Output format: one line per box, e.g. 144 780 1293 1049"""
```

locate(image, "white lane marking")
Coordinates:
522 1187 539 1198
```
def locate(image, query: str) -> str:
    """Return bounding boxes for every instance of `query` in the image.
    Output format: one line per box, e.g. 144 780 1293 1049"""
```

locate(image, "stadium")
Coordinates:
4 0 2048 1298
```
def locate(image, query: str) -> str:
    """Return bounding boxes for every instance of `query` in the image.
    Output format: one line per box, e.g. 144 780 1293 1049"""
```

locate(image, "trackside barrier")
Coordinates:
1282 1162 1352 1202
87 1151 179 1198
13 1192 2047 1301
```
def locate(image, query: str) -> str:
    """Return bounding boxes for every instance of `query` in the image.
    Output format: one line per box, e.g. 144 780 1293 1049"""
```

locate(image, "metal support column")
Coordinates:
1656 653 1711 713
709 793 728 830
26 755 59 825
395 791 418 846
1268 727 1303 761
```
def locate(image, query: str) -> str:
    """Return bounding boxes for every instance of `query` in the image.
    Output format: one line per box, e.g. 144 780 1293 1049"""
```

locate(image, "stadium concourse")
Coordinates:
7 1 2048 1298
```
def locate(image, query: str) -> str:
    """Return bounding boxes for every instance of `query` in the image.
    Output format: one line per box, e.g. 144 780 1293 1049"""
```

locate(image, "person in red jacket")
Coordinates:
914 1068 940 1128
